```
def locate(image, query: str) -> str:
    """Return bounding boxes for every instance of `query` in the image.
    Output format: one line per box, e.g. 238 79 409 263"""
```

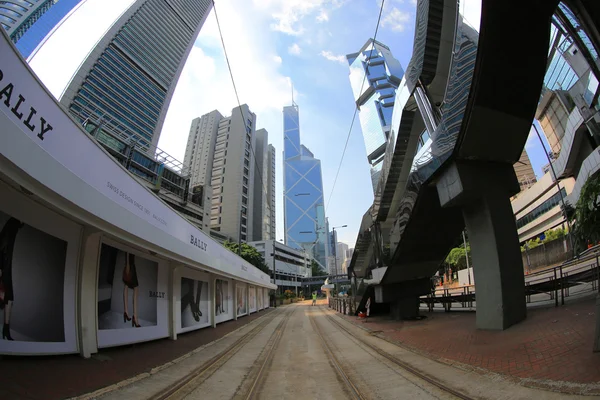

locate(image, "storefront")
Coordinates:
0 31 276 357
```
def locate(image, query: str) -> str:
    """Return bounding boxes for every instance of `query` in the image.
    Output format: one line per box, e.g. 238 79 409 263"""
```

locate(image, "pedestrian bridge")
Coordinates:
349 0 600 330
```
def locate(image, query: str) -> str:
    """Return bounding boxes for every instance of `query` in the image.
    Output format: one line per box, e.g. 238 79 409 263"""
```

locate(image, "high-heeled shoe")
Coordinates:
3 324 13 341
132 317 141 328
124 312 131 323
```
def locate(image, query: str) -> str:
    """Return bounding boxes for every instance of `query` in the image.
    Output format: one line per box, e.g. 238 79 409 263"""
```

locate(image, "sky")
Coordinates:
28 0 551 248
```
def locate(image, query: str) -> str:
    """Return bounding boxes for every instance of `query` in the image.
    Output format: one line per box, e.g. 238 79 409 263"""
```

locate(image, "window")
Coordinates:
244 167 249 176
243 186 248 195
242 197 248 205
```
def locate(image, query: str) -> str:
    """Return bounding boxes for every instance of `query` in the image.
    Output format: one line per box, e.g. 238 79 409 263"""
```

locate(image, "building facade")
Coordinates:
346 38 404 193
14 0 84 59
249 240 310 293
266 144 276 240
183 105 272 243
61 0 212 153
514 150 537 192
283 104 329 268
253 129 274 241
1 0 56 44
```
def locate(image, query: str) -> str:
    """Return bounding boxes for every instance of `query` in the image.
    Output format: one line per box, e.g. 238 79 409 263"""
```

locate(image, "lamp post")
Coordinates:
332 225 347 295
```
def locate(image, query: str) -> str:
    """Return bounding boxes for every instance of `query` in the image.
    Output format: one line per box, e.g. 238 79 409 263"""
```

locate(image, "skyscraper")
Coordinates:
253 128 275 241
13 0 85 59
61 0 212 153
1 0 56 44
283 104 329 268
266 144 276 240
184 105 271 243
346 39 404 193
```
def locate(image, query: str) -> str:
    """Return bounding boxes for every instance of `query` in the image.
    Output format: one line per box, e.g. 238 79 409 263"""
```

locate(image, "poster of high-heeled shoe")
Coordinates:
97 243 158 330
0 211 67 343
180 278 208 328
215 279 231 320
236 284 247 316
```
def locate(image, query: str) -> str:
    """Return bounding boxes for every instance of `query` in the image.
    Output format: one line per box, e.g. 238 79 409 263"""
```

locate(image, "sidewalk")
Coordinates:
0 309 273 400
341 297 600 394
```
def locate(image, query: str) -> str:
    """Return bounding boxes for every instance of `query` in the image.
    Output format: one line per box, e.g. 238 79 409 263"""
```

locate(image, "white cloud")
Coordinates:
253 0 345 35
461 0 482 32
409 0 417 4
273 55 283 64
316 9 329 22
381 7 410 32
320 50 346 64
288 43 302 55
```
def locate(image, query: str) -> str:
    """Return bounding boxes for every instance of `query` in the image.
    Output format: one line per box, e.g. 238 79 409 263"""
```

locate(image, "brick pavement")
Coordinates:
0 309 273 400
341 297 600 392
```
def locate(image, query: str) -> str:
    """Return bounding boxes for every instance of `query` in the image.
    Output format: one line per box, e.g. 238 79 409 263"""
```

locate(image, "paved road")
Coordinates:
93 303 589 400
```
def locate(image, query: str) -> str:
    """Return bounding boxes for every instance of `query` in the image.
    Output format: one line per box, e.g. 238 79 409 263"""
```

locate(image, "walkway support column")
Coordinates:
77 228 102 358
437 161 526 330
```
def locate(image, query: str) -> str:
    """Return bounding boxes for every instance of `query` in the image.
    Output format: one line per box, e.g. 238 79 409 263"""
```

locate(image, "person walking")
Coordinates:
312 292 317 306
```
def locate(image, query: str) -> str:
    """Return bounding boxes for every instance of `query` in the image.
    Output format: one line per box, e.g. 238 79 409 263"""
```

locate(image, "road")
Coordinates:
95 303 589 400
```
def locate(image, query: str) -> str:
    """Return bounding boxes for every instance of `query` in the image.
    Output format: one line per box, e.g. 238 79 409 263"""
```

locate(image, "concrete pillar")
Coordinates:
169 264 179 341
390 297 419 320
437 160 526 330
233 281 238 321
77 228 102 358
463 191 526 330
210 274 217 328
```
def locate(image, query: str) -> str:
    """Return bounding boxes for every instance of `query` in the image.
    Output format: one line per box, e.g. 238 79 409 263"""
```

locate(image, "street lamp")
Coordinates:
332 225 347 295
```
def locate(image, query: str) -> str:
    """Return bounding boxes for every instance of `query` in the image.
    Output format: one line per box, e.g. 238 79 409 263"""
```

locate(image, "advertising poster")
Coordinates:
215 279 230 317
97 243 158 329
0 211 67 343
236 284 247 316
181 277 209 328
258 288 264 310
249 286 256 313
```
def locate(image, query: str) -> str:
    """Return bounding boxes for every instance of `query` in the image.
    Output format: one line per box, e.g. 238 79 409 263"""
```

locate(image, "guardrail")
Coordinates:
329 297 355 315
329 251 600 315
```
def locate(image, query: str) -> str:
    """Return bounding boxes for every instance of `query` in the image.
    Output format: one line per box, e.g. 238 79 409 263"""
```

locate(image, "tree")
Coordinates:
571 172 600 251
444 245 471 271
223 241 270 274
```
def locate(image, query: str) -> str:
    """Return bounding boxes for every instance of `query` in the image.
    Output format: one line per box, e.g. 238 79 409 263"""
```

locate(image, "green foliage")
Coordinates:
543 227 567 243
444 245 471 270
223 241 270 274
571 172 600 250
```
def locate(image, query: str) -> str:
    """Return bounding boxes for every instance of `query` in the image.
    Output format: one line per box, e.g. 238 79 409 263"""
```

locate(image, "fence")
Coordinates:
522 236 573 271
330 251 600 315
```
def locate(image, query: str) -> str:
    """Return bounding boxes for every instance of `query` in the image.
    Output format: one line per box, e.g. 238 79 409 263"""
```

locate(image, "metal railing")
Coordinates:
328 251 600 315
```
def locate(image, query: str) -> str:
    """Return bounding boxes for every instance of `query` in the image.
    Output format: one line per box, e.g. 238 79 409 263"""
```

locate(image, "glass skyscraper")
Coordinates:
283 104 329 268
1 0 55 44
15 0 85 59
61 0 212 153
346 39 404 193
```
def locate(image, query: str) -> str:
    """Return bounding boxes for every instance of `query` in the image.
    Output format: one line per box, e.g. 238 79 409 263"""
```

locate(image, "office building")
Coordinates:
346 38 404 193
336 241 349 274
2 0 55 44
184 105 274 243
61 0 212 153
512 5 600 243
283 103 329 268
514 150 537 192
249 241 310 293
13 0 85 59
253 129 275 241
267 144 276 240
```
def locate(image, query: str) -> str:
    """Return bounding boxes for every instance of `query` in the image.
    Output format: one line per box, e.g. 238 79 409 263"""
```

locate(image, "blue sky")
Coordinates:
29 0 550 248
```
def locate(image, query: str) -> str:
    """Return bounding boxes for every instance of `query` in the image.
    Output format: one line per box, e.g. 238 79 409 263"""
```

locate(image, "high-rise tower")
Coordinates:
61 0 212 153
346 39 404 193
283 104 328 268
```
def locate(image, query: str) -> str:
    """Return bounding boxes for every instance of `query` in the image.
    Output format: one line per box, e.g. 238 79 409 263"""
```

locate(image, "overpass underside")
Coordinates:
349 0 600 330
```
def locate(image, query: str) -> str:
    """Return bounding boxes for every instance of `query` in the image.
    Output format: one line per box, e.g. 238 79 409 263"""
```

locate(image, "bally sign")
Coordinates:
0 31 274 289
0 70 54 141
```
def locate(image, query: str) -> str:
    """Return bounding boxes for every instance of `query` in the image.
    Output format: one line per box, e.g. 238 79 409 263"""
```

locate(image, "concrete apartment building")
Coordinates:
249 240 310 293
184 105 274 243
